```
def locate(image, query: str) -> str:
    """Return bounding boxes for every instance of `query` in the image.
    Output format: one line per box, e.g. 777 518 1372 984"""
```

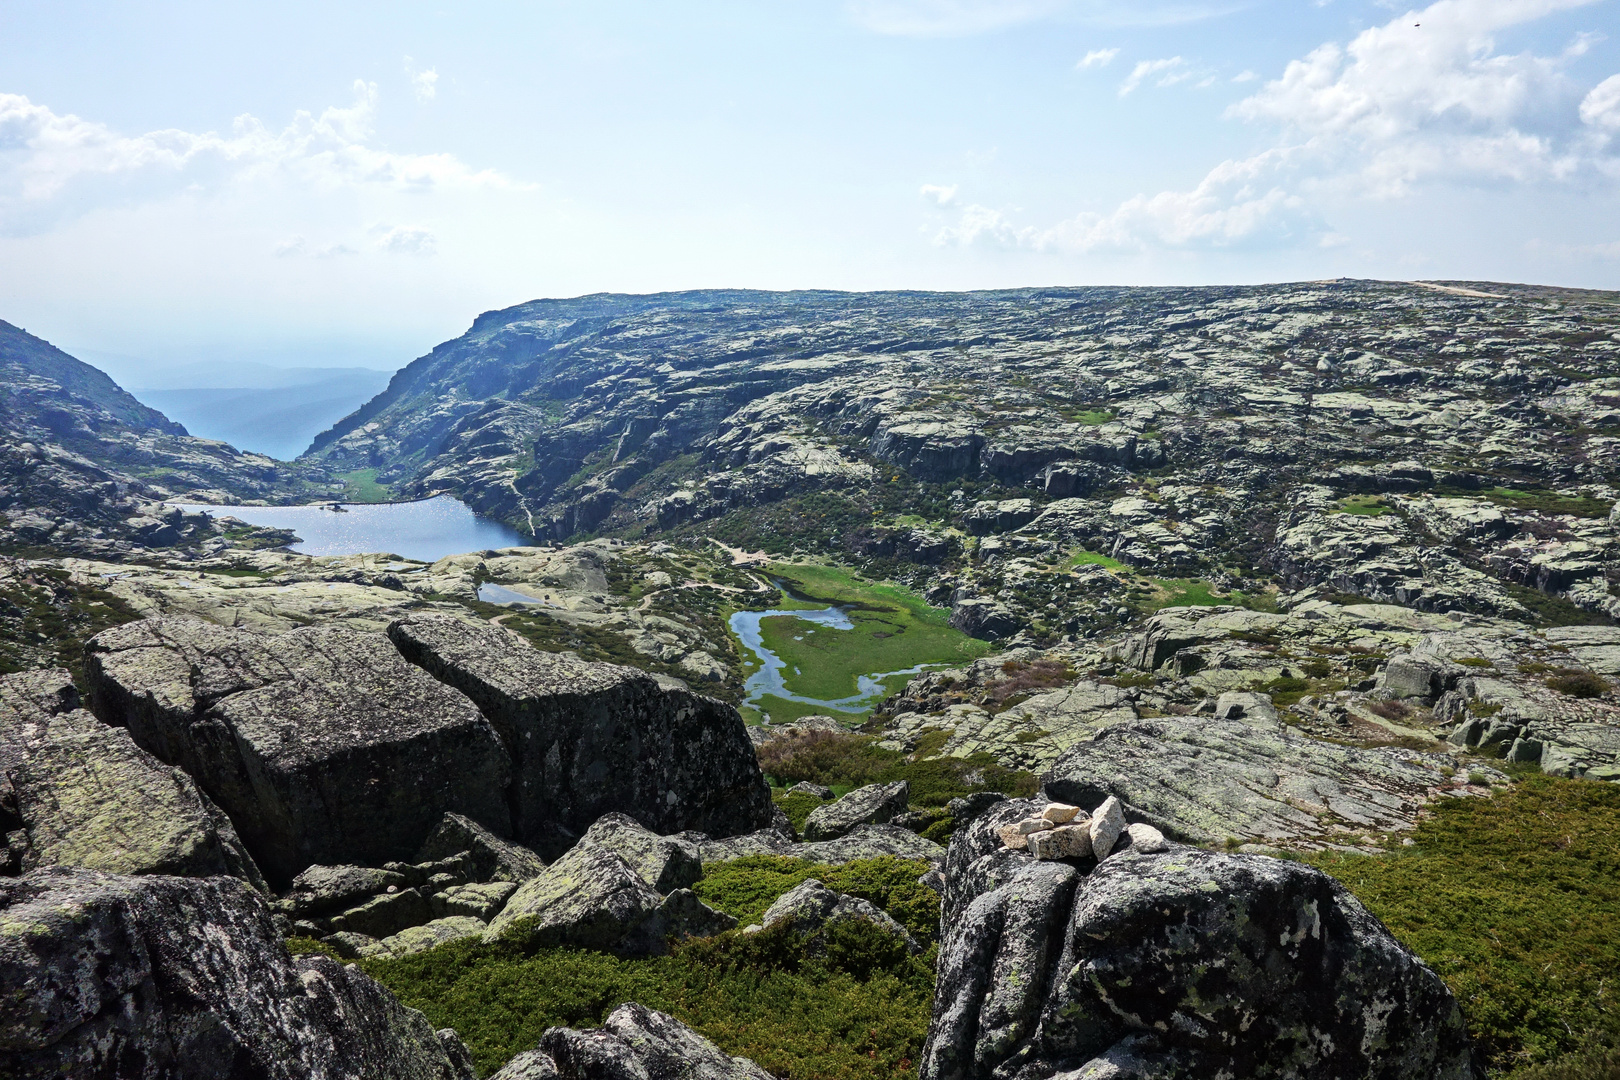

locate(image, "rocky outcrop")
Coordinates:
486 838 733 956
921 802 1473 1080
492 1003 772 1080
1041 716 1462 847
758 878 920 953
387 613 773 855
802 780 910 841
0 865 474 1080
0 668 263 886
417 812 547 884
85 617 512 884
578 812 702 893
684 822 945 866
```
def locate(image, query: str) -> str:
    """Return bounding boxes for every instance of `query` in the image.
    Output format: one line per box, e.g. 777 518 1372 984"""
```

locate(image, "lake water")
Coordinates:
173 495 528 562
728 604 936 716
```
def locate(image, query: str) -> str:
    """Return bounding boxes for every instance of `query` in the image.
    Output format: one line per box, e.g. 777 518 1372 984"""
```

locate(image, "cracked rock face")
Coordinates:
83 613 771 885
0 668 263 887
388 613 773 856
921 807 1472 1080
85 617 513 884
0 865 474 1080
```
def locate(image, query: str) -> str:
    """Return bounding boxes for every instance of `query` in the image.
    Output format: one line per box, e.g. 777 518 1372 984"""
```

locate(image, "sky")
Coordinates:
1 0 1618 380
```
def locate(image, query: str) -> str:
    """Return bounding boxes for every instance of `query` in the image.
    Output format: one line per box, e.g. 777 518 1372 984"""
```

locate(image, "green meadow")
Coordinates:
744 563 992 712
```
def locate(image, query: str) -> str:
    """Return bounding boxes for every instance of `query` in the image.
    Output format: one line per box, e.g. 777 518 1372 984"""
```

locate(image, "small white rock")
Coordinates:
998 824 1030 851
1028 823 1093 861
1125 822 1168 854
1089 796 1127 859
1041 803 1083 824
1016 817 1054 836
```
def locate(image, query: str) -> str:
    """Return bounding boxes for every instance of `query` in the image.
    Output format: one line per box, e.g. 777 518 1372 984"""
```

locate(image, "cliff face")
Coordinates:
0 321 332 557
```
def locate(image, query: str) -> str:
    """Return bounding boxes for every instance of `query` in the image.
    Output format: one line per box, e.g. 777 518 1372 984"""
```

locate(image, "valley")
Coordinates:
4 281 1620 1080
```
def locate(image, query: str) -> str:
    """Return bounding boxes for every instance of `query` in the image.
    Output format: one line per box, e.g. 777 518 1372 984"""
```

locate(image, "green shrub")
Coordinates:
693 855 940 943
1546 668 1608 699
1307 775 1620 1073
359 907 933 1078
770 789 826 833
756 729 1036 809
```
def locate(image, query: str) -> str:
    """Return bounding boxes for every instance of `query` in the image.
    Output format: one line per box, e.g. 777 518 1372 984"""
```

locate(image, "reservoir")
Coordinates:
172 495 528 562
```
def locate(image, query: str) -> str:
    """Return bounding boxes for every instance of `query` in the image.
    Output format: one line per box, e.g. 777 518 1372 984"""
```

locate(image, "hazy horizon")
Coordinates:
3 0 1618 384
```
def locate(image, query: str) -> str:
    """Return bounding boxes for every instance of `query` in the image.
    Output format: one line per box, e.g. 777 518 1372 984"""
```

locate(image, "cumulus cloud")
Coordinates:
1584 73 1620 131
0 80 521 236
920 183 959 206
1078 48 1119 68
412 68 439 102
933 0 1617 254
373 224 437 255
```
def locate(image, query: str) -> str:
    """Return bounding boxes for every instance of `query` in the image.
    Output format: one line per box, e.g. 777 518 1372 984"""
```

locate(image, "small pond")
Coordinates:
172 495 528 562
728 602 937 717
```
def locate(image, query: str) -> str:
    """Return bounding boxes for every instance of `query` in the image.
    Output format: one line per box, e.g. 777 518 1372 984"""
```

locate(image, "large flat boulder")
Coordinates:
921 808 1472 1080
0 865 474 1080
388 613 772 855
1042 716 1461 847
85 617 513 884
0 668 263 887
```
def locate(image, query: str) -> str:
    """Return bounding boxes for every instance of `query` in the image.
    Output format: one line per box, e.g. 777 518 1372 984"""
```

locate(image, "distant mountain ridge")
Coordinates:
1 320 187 437
0 320 333 556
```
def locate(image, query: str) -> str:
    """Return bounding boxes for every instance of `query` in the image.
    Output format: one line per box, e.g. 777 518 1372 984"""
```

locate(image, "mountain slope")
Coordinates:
0 321 333 556
303 280 1620 639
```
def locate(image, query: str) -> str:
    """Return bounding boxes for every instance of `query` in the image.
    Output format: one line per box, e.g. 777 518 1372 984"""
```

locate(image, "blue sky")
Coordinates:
1 0 1618 379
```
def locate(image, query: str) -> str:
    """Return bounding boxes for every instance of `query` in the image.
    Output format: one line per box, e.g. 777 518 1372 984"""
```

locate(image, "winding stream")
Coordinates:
728 602 936 716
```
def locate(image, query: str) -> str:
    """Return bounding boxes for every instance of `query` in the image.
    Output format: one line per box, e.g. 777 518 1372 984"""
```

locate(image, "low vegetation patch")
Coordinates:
357 861 936 1079
1545 667 1609 699
1338 495 1392 516
1484 487 1613 520
1307 775 1620 1075
755 728 1037 808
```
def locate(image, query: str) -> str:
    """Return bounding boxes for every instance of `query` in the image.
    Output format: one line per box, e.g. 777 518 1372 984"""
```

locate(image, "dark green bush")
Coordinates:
693 855 940 943
1546 668 1609 699
359 918 932 1078
1307 775 1620 1073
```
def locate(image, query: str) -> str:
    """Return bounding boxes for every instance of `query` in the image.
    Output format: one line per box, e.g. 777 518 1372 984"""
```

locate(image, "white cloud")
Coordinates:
919 183 958 206
1583 73 1620 131
412 68 439 102
935 0 1617 254
1078 48 1119 68
374 224 437 255
1119 56 1188 96
0 81 522 236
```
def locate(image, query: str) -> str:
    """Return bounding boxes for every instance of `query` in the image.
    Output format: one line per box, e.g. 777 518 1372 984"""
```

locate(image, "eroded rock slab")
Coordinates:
0 865 474 1080
388 613 772 856
85 617 512 883
802 780 910 841
0 668 263 886
1042 716 1462 847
